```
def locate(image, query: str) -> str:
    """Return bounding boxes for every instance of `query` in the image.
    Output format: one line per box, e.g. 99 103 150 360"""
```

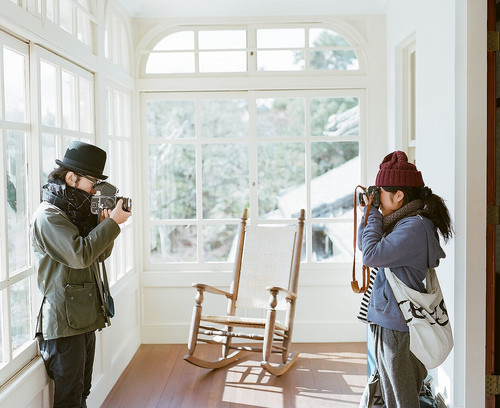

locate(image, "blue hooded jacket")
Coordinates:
358 205 446 332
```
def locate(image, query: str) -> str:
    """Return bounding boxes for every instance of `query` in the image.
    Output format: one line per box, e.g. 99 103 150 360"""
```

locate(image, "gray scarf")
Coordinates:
382 199 425 235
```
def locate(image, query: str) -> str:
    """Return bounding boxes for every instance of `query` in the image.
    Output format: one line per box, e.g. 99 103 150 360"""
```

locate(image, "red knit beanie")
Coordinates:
375 151 424 187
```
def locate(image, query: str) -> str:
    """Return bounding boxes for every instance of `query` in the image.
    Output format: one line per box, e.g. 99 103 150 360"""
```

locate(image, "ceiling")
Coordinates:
114 0 388 19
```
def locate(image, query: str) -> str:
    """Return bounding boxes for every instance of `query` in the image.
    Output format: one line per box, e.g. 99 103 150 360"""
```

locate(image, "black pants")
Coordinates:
37 332 96 408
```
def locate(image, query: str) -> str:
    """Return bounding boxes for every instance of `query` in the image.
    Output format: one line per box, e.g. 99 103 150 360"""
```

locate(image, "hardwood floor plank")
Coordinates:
100 343 367 408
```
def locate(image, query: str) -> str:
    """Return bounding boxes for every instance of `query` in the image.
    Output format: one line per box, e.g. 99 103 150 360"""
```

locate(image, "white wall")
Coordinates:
384 0 487 407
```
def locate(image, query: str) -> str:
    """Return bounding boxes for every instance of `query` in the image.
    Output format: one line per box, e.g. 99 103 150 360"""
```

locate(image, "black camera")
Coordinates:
90 181 132 215
358 185 381 207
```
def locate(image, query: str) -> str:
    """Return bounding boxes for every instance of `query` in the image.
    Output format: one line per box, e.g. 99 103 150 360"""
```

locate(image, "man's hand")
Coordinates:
101 199 132 225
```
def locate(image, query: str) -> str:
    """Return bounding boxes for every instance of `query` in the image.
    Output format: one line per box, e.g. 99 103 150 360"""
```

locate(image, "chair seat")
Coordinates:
201 315 288 331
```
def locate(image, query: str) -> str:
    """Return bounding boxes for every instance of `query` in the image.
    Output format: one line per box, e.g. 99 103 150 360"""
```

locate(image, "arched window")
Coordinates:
141 22 366 267
145 26 360 74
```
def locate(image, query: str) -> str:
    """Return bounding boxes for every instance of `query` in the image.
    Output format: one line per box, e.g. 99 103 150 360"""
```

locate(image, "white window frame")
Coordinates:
140 22 368 272
142 88 365 271
140 23 366 77
0 30 37 388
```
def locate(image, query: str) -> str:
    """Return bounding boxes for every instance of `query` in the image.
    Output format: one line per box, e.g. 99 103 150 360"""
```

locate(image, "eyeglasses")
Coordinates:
76 173 100 188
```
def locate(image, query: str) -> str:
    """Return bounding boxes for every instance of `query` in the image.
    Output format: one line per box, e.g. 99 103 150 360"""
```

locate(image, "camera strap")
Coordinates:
352 185 371 294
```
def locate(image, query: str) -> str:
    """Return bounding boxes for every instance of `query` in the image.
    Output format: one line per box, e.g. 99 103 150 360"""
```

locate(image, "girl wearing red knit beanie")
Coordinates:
358 151 453 408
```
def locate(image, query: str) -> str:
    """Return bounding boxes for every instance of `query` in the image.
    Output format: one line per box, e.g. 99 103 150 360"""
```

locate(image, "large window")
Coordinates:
0 27 135 387
0 31 34 387
145 91 361 265
143 24 364 269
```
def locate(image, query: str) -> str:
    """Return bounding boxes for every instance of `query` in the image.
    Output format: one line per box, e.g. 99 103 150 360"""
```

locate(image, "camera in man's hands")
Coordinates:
358 185 381 207
90 181 132 215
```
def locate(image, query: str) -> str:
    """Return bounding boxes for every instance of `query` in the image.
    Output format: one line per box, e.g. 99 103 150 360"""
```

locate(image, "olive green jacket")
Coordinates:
31 202 121 340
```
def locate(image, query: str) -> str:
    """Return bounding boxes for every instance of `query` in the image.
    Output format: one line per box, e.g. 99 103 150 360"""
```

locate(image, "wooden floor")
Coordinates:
100 343 367 408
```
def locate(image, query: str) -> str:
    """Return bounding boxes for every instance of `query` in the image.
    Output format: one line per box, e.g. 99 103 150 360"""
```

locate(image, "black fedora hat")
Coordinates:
55 141 108 180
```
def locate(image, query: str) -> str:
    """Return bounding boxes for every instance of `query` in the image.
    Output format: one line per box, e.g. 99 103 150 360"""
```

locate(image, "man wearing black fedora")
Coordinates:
31 141 131 408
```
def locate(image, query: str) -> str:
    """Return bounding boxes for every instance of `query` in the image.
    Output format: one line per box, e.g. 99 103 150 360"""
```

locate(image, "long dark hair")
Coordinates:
382 185 453 242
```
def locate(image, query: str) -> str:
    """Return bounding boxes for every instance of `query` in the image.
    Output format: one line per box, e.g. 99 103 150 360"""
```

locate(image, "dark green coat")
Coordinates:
31 202 120 340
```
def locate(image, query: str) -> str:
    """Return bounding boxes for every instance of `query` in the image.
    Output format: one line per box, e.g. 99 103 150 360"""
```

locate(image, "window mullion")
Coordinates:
195 98 203 262
248 91 258 221
0 132 7 282
304 96 312 263
3 284 12 364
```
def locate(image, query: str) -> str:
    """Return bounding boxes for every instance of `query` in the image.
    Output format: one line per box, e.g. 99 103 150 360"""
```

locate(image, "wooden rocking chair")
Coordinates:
184 208 305 376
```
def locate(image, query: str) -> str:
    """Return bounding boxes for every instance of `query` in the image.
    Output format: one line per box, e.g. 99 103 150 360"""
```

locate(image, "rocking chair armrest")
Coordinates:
265 286 297 300
192 283 233 298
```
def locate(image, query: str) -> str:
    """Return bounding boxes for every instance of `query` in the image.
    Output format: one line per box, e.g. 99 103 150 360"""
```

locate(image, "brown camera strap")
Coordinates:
352 185 371 294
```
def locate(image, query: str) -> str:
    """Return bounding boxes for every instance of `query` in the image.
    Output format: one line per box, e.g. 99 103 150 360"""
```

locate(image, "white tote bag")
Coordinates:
384 268 453 369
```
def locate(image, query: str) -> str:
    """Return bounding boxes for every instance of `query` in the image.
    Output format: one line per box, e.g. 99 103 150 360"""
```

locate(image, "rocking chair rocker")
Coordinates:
184 208 305 376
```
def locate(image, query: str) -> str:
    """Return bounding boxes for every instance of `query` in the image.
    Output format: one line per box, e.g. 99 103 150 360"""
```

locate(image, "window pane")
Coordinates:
150 225 197 263
3 47 26 122
59 0 73 34
62 70 77 130
258 142 305 218
311 97 359 137
149 144 196 219
105 89 113 135
146 52 195 74
203 224 238 262
147 100 195 139
257 50 304 71
6 130 29 274
113 90 123 136
46 0 55 22
202 143 249 219
76 8 92 45
311 142 359 219
40 61 57 126
199 51 247 73
79 77 93 133
41 133 57 183
199 30 246 49
154 31 194 51
256 98 305 138
312 222 353 262
200 99 248 138
310 50 359 71
60 0 73 34
257 29 305 48
10 277 31 353
124 228 133 271
309 29 350 47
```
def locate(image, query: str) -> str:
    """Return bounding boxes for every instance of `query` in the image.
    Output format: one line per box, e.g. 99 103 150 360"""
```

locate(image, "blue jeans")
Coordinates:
37 332 96 408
